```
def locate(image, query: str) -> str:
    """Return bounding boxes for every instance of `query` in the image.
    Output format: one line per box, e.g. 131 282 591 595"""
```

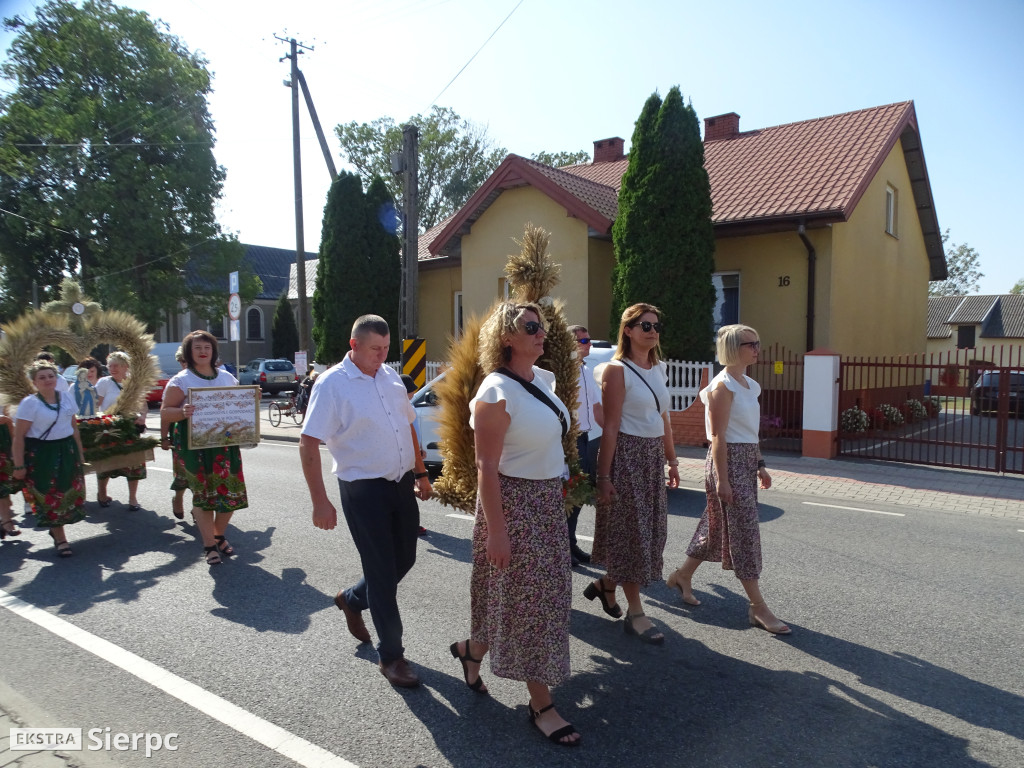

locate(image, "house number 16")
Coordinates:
778 276 791 287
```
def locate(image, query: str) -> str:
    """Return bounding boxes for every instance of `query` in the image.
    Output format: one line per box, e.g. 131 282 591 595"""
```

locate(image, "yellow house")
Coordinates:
416 101 945 361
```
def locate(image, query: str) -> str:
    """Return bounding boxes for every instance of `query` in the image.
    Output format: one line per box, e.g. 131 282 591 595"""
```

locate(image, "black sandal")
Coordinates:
97 496 112 508
214 535 234 556
204 545 222 565
0 519 21 539
449 640 487 694
528 703 580 747
583 577 623 618
624 612 665 645
49 531 73 558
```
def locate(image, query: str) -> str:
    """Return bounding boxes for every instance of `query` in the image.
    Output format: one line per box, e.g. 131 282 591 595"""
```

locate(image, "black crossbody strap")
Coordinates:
620 360 660 413
496 367 568 439
37 392 63 441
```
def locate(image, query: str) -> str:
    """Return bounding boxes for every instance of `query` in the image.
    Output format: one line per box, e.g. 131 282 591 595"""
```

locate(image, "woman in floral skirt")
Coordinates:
587 303 679 644
12 361 87 557
94 351 148 510
448 301 579 747
665 324 791 635
160 331 249 565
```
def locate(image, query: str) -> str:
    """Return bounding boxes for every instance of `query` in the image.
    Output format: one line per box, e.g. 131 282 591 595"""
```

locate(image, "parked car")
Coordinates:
970 370 1024 416
238 358 299 394
411 343 617 471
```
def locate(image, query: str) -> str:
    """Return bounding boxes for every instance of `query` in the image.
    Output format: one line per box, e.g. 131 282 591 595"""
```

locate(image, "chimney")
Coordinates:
593 137 625 163
704 113 740 142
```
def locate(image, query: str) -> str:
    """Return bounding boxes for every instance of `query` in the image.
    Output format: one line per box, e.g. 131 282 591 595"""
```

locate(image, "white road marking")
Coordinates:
148 466 172 473
802 501 905 517
0 590 358 768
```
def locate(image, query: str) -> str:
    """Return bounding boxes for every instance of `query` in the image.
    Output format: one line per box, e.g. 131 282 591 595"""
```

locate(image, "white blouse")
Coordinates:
16 392 77 440
699 369 761 444
609 360 669 438
469 367 569 480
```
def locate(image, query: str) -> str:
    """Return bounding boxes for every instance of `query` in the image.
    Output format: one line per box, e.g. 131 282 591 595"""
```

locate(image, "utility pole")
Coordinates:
276 35 313 355
400 124 419 340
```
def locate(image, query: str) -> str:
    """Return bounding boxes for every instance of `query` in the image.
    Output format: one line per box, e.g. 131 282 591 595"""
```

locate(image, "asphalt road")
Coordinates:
1 440 1023 768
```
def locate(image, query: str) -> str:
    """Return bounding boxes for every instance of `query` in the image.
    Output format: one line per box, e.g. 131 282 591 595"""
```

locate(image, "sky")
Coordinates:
1 0 1022 294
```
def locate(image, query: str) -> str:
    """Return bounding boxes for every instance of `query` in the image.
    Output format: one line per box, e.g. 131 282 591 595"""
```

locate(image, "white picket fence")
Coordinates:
389 359 712 411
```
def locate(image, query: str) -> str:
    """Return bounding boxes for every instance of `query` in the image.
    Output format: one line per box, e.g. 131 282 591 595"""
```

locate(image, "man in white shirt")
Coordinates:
568 325 603 567
299 315 432 688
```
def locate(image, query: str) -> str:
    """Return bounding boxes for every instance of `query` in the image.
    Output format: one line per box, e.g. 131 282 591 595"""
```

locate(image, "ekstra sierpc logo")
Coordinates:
9 728 83 750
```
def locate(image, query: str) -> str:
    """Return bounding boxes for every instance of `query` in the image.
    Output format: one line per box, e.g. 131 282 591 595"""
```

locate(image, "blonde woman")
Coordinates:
449 301 580 747
666 324 791 634
587 303 679 645
11 361 87 557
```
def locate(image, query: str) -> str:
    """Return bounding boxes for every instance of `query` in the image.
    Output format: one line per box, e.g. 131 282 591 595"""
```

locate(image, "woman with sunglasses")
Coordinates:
449 302 580 747
666 324 791 634
587 303 679 644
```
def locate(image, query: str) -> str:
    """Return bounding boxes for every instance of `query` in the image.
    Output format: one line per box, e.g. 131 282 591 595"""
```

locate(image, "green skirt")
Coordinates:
171 427 248 513
24 435 87 527
0 423 24 498
168 421 188 492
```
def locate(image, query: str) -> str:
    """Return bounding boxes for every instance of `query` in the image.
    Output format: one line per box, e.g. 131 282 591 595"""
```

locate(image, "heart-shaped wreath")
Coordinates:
0 309 158 415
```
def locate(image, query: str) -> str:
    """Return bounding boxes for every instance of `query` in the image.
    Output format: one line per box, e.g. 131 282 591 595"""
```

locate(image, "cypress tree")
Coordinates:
611 87 716 361
271 290 300 361
312 172 372 364
364 175 402 359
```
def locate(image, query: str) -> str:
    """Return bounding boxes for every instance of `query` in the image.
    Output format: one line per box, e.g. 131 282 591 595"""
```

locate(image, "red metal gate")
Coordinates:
838 346 1023 474
749 344 804 452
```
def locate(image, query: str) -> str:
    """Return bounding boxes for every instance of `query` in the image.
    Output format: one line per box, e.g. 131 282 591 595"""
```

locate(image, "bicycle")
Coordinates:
268 392 304 427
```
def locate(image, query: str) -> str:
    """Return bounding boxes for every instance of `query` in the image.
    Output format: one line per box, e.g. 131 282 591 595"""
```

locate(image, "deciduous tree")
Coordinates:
1009 278 1023 295
0 0 246 328
530 150 591 168
929 229 984 296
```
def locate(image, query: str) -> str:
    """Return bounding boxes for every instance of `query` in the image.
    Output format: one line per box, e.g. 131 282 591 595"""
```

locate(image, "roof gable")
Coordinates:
429 101 944 278
928 294 1024 340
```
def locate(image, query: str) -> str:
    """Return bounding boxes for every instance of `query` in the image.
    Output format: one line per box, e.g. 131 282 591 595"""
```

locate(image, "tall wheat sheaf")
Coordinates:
432 223 583 512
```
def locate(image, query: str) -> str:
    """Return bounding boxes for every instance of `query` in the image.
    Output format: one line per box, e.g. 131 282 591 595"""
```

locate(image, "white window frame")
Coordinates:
712 271 741 334
885 184 898 236
453 291 464 340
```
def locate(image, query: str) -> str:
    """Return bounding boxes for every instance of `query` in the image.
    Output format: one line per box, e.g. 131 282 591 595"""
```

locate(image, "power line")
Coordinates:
429 0 524 107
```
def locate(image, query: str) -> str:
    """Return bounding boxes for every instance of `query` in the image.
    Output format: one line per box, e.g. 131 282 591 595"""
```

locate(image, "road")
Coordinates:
1 440 1023 768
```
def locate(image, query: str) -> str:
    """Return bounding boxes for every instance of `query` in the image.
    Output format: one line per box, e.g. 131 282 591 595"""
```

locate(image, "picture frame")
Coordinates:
187 385 260 450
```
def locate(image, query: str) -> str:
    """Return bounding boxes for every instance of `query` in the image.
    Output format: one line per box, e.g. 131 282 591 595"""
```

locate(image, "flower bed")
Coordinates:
903 398 928 423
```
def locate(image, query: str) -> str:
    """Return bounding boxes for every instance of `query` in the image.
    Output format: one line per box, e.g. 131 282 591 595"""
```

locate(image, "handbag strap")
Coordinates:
496 367 568 439
37 392 63 441
620 360 661 413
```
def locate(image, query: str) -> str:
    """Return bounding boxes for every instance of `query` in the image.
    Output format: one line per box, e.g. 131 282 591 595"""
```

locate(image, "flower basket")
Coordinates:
77 414 159 466
840 406 868 434
83 448 156 475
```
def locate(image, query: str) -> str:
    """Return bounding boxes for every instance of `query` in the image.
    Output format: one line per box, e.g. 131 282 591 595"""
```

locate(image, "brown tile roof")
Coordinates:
430 101 945 278
927 295 962 339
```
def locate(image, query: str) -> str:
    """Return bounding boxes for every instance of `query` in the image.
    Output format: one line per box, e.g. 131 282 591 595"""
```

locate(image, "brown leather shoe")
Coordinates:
379 658 420 688
334 591 371 644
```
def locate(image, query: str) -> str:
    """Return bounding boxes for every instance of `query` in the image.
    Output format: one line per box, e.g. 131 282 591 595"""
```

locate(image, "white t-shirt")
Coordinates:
699 369 761 443
469 367 569 480
301 354 417 482
165 367 238 397
609 360 669 438
16 392 77 440
95 376 123 411
575 362 603 440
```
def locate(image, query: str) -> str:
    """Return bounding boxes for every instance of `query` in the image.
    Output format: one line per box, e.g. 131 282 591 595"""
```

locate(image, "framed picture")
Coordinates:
187 385 260 450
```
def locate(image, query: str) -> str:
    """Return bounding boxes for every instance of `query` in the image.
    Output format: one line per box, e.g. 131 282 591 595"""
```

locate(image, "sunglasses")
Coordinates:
576 337 591 344
522 320 545 336
631 321 663 333
740 340 761 349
